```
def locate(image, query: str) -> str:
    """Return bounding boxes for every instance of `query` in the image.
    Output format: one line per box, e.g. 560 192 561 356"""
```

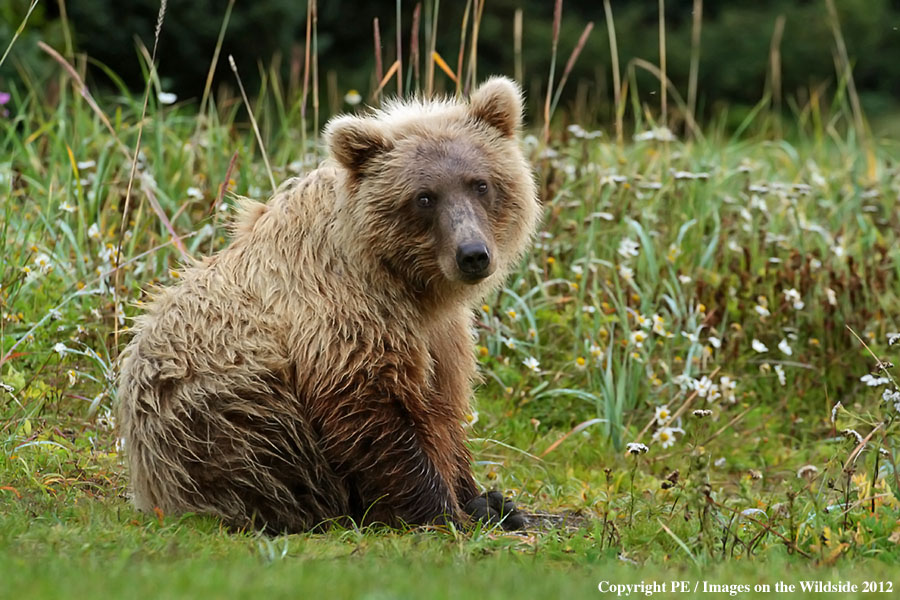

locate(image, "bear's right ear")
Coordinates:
325 115 393 174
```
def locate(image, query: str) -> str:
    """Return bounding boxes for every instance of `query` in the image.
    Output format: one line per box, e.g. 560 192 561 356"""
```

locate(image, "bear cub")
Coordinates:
118 77 541 533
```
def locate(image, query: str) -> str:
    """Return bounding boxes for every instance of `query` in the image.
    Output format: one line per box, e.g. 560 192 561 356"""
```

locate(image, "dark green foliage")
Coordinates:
8 0 900 123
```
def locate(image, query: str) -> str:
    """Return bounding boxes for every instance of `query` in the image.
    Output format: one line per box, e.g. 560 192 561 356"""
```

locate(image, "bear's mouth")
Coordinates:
458 272 490 285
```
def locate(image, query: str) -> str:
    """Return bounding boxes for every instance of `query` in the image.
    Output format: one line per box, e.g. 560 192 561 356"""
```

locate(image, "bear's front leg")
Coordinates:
317 396 463 528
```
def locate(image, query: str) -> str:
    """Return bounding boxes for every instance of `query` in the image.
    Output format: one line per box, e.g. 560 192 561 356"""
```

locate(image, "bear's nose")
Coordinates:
456 242 491 278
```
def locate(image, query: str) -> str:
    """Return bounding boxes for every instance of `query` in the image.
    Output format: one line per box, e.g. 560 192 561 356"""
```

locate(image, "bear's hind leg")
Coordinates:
124 380 347 533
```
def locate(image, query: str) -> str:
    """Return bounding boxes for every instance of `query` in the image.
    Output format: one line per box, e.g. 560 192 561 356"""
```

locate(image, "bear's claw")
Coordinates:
464 491 526 531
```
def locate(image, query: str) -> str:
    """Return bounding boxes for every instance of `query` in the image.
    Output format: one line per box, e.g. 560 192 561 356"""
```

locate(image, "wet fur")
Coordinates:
118 78 540 533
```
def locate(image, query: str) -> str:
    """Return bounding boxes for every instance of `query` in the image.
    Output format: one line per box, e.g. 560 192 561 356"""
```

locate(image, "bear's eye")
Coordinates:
416 194 434 208
475 180 489 195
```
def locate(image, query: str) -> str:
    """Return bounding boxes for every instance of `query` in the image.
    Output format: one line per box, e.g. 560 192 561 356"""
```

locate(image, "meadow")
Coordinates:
2 2 900 598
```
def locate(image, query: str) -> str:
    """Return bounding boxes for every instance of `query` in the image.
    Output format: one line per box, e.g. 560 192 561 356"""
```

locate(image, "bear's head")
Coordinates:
325 77 540 304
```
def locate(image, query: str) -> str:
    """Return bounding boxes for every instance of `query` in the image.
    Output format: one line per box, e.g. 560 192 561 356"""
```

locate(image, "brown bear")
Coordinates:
117 77 541 533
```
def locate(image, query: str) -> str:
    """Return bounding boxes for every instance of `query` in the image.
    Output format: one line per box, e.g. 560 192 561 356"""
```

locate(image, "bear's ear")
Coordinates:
325 115 393 173
468 77 523 138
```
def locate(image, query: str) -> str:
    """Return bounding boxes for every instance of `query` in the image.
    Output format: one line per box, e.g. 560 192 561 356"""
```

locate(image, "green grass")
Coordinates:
3 32 900 597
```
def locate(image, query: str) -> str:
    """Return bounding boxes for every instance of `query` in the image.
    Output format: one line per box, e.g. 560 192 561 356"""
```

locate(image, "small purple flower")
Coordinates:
0 92 9 117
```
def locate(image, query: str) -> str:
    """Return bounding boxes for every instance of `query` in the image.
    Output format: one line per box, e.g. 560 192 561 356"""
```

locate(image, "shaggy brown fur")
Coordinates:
118 77 541 533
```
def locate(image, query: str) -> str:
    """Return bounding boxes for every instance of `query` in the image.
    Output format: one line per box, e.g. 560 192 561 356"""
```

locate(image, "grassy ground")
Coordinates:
3 45 900 596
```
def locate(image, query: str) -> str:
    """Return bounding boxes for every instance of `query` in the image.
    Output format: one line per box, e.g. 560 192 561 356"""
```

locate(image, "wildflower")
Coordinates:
678 274 691 284
67 369 78 386
98 243 117 265
797 465 819 480
88 223 101 240
681 330 699 344
693 376 713 398
630 330 648 348
59 200 77 213
571 264 583 280
860 374 889 387
522 356 540 373
0 91 9 117
673 374 695 390
692 409 712 418
783 288 804 310
599 174 627 187
652 426 684 449
157 91 178 105
464 410 479 427
667 244 681 262
714 457 726 467
97 408 117 431
34 253 53 274
567 124 585 138
626 442 649 455
575 356 586 369
841 429 864 445
751 339 768 353
882 388 900 404
741 508 766 520
720 376 737 403
708 336 721 349
654 404 671 426
53 342 69 357
830 401 842 424
775 364 786 386
652 321 667 337
618 264 634 284
672 170 710 180
582 305 596 314
778 338 793 356
186 186 203 200
590 344 603 359
506 309 518 321
617 237 639 259
344 89 362 105
633 127 675 142
503 337 515 350
754 304 771 318
825 287 837 306
831 241 845 258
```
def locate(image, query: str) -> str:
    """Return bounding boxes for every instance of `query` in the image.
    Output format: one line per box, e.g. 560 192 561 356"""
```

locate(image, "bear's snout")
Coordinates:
456 242 492 281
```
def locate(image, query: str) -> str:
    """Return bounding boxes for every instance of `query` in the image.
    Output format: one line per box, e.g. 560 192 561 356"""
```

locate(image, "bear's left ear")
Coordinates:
325 115 393 174
468 77 523 138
